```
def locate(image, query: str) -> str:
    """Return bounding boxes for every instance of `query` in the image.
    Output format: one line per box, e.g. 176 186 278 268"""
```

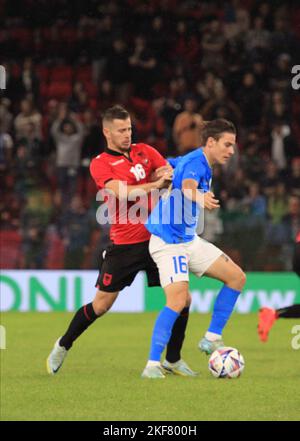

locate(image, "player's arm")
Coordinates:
149 155 182 181
105 174 172 199
90 156 171 199
182 179 220 210
150 163 173 181
142 143 174 182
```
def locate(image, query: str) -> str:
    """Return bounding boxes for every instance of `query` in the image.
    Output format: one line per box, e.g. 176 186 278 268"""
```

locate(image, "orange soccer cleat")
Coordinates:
257 307 278 342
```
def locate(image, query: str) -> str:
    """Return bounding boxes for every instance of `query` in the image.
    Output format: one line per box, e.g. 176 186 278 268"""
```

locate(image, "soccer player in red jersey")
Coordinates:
47 105 197 377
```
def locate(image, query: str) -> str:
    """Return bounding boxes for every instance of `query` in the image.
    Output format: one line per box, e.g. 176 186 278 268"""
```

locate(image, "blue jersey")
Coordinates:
146 148 212 243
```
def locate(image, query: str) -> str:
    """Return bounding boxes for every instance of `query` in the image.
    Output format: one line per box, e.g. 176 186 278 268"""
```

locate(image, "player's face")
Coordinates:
104 118 132 152
211 132 236 165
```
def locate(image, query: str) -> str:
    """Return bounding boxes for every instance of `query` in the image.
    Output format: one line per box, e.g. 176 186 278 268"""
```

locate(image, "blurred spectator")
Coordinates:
271 15 295 57
271 53 292 92
16 122 44 167
2 62 24 104
61 195 91 269
268 182 289 224
202 209 223 243
69 81 85 111
244 182 267 219
288 158 300 196
244 16 271 57
271 122 297 170
21 187 54 268
173 97 203 153
0 130 14 172
20 57 40 102
283 195 300 242
241 131 267 180
22 226 46 269
149 16 168 61
0 98 13 133
235 72 263 127
51 111 84 205
261 161 280 197
226 169 250 202
201 19 226 74
195 73 223 103
14 98 42 140
81 109 104 160
98 80 116 111
201 83 241 124
106 38 129 87
129 35 157 98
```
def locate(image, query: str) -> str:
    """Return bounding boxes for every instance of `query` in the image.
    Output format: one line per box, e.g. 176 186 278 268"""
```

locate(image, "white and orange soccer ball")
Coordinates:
208 347 245 378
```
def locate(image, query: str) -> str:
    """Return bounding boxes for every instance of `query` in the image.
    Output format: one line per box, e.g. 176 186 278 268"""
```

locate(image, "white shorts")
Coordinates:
149 234 223 288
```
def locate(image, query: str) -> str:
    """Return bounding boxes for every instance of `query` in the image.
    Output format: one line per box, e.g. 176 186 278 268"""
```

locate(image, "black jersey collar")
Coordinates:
104 146 132 157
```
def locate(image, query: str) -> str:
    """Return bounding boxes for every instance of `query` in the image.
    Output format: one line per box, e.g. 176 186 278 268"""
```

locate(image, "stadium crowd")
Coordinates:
1 0 300 271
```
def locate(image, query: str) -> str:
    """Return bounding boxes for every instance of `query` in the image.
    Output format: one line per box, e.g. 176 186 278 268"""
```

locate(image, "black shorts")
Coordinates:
95 241 160 292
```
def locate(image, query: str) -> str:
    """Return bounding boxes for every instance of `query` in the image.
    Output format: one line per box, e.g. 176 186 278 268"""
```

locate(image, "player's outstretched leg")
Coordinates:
257 307 278 342
258 304 300 342
47 337 68 375
46 290 118 374
198 254 246 355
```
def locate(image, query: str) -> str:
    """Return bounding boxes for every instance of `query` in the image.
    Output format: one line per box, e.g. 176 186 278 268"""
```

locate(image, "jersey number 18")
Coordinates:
130 164 146 181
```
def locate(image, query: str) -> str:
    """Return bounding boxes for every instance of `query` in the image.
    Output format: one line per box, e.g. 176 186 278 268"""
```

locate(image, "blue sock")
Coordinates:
208 285 241 336
149 306 180 362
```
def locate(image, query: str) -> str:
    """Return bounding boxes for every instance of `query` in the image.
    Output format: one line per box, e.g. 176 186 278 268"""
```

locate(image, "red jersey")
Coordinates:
90 143 166 244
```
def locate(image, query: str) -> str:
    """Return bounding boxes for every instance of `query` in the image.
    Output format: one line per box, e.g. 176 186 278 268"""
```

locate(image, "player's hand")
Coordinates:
154 170 173 189
151 164 173 181
204 191 220 210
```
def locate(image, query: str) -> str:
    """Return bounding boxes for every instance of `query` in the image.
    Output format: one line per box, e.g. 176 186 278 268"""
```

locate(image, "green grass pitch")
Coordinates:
1 312 300 421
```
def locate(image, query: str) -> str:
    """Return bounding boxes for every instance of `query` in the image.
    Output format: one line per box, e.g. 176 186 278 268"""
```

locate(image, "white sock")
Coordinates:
205 331 222 341
147 360 161 368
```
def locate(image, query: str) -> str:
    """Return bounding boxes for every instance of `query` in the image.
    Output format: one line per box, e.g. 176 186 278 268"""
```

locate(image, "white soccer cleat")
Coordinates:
141 364 166 379
162 359 199 377
198 336 225 355
46 338 68 375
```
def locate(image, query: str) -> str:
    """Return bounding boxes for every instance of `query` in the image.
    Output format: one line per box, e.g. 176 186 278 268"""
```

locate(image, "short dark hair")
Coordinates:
202 119 236 144
102 105 129 123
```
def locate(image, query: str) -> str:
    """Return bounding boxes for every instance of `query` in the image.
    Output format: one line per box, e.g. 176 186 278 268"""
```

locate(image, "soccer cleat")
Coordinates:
198 337 224 355
141 364 166 379
46 338 68 375
258 307 278 342
162 359 198 377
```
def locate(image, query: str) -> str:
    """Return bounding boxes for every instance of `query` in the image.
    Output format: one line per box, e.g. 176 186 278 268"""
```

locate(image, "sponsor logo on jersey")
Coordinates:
111 159 125 166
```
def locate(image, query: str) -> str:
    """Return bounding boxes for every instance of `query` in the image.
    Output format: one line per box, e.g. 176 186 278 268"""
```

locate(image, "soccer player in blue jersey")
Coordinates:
141 119 247 378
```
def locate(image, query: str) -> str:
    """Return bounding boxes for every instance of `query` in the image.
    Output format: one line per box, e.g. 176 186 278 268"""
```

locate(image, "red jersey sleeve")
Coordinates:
143 144 166 170
90 155 114 189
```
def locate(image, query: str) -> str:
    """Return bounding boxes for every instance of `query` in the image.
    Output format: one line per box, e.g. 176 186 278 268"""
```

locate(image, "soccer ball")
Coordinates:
208 347 245 378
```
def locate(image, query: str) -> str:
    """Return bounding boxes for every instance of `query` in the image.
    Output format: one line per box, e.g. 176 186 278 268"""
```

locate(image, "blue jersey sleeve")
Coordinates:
167 156 182 168
181 158 206 185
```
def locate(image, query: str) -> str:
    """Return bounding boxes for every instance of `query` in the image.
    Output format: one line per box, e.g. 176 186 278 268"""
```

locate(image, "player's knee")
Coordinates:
168 292 189 312
92 300 109 316
228 268 246 291
92 295 115 316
